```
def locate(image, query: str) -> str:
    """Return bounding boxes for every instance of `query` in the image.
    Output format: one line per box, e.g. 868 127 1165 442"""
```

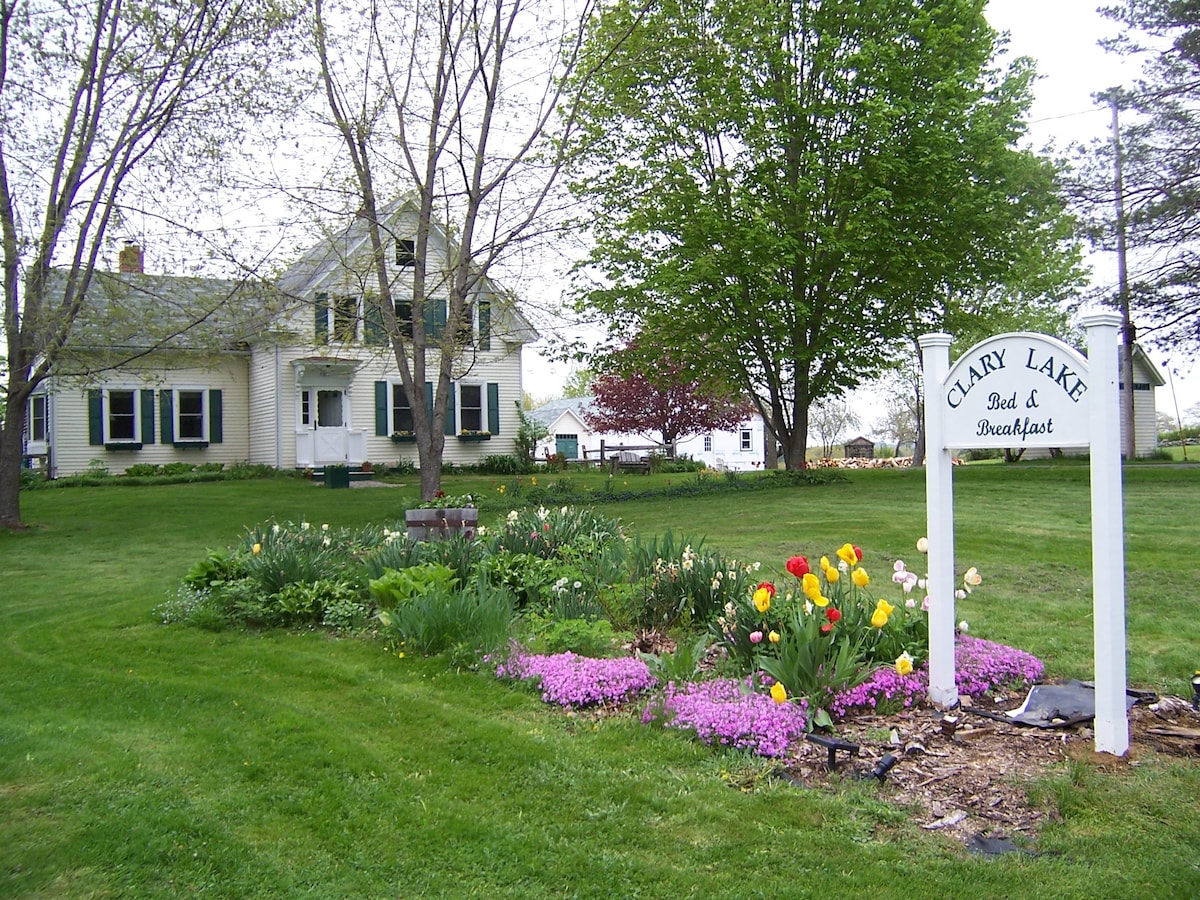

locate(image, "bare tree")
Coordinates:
808 397 860 458
312 0 623 500
0 0 302 530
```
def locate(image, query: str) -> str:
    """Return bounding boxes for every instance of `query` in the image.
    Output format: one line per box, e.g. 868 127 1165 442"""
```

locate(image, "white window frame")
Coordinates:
458 382 484 432
27 394 47 443
104 387 141 443
391 382 415 433
174 386 209 443
703 434 712 452
740 428 753 452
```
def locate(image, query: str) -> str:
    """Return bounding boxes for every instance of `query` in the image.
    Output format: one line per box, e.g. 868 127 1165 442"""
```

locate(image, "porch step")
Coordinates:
306 467 375 484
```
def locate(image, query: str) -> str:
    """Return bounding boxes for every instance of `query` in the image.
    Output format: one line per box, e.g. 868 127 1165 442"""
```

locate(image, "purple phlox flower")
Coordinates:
644 677 808 758
496 646 657 708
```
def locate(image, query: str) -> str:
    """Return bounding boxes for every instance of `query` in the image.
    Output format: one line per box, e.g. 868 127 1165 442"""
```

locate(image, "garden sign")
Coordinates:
919 313 1129 756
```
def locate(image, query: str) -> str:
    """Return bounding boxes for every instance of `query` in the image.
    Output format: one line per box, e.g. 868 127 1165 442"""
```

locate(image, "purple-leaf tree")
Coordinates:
585 353 753 453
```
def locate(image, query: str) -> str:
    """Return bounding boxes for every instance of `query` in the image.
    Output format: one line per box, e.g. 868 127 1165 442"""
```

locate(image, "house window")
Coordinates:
395 300 414 339
396 238 416 267
392 384 415 433
333 295 357 342
301 391 311 426
174 389 206 441
107 389 138 441
740 428 752 452
459 384 483 431
28 395 47 442
703 434 712 452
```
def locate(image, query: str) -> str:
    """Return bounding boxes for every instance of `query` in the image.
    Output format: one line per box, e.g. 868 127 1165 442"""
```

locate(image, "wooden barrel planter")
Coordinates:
405 507 479 542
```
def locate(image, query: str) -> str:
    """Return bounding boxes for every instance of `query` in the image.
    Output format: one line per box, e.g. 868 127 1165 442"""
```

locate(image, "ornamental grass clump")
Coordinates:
496 646 658 708
643 678 809 758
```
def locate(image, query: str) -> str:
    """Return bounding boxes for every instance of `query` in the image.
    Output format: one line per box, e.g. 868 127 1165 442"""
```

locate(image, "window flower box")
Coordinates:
390 432 417 443
456 431 492 442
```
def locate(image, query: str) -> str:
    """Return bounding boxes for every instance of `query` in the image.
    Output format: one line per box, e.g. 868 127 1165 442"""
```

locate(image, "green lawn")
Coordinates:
2 467 1198 898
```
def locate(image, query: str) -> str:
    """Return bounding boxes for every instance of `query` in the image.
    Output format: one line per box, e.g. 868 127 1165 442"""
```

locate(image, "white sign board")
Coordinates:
942 333 1091 449
919 315 1129 756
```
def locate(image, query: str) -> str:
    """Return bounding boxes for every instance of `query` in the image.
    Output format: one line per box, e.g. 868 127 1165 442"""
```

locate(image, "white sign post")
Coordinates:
919 312 1129 756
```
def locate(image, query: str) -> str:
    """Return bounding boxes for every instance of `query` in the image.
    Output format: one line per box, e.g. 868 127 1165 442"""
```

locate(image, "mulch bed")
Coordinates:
780 691 1200 847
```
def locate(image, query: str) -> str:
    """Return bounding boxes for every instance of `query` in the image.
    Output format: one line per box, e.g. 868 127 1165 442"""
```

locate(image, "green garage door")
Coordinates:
555 433 578 460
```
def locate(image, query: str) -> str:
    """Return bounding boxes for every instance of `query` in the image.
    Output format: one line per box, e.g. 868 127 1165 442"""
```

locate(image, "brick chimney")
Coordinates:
118 242 143 274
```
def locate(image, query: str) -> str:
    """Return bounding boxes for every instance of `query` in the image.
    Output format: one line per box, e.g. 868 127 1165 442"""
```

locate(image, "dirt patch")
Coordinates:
781 692 1200 847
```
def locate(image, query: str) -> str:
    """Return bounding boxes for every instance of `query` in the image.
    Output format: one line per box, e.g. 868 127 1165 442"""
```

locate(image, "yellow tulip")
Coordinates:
813 594 830 608
875 599 896 616
753 587 771 613
837 543 858 567
770 682 788 704
820 556 831 572
895 652 914 676
871 609 889 628
768 630 780 644
252 542 262 555
826 567 840 584
802 572 822 599
851 568 869 588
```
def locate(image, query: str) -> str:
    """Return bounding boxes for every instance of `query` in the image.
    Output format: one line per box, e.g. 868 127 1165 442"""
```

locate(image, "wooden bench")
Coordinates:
610 449 651 475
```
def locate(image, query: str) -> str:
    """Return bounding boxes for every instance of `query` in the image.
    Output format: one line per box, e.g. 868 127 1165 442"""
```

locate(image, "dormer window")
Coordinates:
396 238 416 267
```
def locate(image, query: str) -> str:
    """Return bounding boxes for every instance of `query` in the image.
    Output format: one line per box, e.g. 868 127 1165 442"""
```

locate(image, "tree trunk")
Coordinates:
0 406 28 530
911 398 927 468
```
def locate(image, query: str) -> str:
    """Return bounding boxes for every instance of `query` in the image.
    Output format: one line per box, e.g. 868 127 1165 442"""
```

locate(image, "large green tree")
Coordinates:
569 0 1079 468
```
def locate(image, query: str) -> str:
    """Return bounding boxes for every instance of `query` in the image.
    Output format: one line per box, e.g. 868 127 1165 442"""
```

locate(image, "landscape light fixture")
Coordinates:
1191 672 1200 710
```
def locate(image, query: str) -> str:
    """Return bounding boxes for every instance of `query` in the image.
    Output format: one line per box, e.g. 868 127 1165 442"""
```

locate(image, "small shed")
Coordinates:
843 436 876 459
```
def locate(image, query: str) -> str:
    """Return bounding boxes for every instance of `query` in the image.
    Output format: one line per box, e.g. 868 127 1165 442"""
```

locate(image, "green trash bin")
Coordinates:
324 464 350 489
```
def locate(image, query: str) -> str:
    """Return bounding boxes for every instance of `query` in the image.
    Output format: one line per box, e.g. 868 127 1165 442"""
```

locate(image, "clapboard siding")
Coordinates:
50 358 249 476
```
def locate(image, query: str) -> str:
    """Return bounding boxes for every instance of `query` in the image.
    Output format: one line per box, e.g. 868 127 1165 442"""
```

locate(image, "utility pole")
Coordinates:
1107 89 1137 460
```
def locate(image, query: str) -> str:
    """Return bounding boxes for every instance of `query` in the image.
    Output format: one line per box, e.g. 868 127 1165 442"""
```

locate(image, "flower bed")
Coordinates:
499 634 1045 759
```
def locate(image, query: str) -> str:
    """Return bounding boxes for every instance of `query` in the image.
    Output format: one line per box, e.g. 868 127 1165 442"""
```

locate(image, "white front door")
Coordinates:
313 389 348 464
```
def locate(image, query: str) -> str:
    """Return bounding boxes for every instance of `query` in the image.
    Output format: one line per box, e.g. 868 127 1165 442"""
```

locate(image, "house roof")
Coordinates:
61 269 281 354
529 396 593 428
276 194 538 345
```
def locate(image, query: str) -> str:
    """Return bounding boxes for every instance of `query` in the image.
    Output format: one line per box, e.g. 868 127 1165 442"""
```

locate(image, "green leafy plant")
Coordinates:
369 564 459 609
524 616 621 657
640 634 711 684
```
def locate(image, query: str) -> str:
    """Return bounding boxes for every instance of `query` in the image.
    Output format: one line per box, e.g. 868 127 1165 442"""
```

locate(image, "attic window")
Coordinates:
396 239 416 268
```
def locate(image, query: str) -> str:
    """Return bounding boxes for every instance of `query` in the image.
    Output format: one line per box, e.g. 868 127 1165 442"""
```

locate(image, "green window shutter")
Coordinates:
424 381 434 422
314 293 329 342
444 382 456 435
209 390 223 444
364 297 385 344
374 381 388 435
478 301 491 351
141 389 156 445
88 390 104 445
487 382 500 434
423 300 445 340
160 390 174 443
